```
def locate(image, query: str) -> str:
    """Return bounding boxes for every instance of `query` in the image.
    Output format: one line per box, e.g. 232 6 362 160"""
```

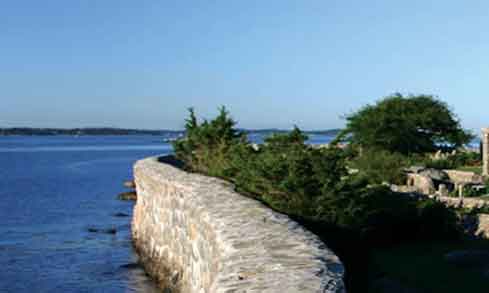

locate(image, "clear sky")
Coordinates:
2 0 488 131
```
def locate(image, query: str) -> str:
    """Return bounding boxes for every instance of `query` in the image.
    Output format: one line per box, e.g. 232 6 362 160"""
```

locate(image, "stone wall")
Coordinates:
444 170 484 185
434 195 488 209
132 156 345 293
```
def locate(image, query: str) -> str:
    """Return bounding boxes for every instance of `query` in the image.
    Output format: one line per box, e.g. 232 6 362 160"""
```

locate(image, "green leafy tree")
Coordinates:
173 106 243 177
335 94 473 155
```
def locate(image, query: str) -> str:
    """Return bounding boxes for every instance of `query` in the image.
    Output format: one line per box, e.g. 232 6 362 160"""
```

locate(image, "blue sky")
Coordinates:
1 0 488 131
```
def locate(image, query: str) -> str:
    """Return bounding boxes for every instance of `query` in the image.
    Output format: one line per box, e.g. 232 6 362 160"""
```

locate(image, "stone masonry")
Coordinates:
132 156 345 293
483 128 489 176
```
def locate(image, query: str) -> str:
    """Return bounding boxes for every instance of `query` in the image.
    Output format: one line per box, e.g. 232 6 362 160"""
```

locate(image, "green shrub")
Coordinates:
232 127 348 216
173 108 460 244
425 158 457 170
453 151 481 166
423 151 481 170
462 185 487 197
350 148 408 185
173 107 244 178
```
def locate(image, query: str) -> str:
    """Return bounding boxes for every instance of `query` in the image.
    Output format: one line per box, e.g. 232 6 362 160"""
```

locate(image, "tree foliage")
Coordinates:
173 106 244 177
172 107 461 291
336 94 473 155
173 107 459 240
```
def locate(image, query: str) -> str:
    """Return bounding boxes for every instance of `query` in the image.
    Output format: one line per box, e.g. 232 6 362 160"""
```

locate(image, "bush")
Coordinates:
173 107 244 178
424 158 457 170
351 148 408 185
173 108 460 241
423 151 482 170
462 185 487 198
453 151 481 166
232 127 348 216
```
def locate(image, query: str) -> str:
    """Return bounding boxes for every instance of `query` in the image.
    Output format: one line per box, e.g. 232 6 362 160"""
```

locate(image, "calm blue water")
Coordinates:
0 136 171 293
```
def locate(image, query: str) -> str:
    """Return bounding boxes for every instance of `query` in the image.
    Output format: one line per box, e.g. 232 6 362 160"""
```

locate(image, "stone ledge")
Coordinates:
132 156 345 293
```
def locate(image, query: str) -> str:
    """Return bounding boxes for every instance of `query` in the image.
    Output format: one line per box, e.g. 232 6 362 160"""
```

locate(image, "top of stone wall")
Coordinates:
136 156 345 293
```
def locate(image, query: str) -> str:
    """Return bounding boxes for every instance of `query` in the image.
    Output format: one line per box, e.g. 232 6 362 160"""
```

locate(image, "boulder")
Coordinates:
123 180 136 189
438 184 449 197
112 212 130 217
419 168 449 181
445 170 484 185
476 214 489 239
434 150 443 160
87 227 117 234
404 166 426 174
407 173 435 195
120 263 140 270
117 191 137 201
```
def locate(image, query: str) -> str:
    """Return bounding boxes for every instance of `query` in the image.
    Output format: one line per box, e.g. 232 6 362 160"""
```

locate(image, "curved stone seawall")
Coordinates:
132 156 345 293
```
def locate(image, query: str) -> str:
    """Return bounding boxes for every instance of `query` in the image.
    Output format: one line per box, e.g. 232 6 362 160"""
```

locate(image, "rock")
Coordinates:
117 191 137 201
434 150 443 160
419 168 449 181
87 227 117 234
123 180 136 189
113 212 130 217
476 214 489 239
405 166 426 174
407 173 435 195
444 250 489 267
120 263 140 269
438 184 449 197
445 170 484 185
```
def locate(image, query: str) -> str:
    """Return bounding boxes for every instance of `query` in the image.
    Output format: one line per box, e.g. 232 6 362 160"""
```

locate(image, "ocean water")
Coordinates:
0 136 170 293
0 133 336 292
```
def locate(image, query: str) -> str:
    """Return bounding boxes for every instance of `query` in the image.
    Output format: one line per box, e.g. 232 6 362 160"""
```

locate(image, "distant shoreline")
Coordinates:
0 128 179 136
0 127 342 136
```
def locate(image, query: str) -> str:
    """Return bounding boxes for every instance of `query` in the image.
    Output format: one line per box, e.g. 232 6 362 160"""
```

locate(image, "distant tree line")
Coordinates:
0 128 182 136
0 127 341 137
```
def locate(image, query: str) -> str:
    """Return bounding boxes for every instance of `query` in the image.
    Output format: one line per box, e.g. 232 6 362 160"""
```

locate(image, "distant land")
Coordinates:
240 128 342 136
0 127 341 137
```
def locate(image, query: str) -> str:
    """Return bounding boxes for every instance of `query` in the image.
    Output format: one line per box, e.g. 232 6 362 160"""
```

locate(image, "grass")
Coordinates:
369 239 489 292
456 165 483 175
